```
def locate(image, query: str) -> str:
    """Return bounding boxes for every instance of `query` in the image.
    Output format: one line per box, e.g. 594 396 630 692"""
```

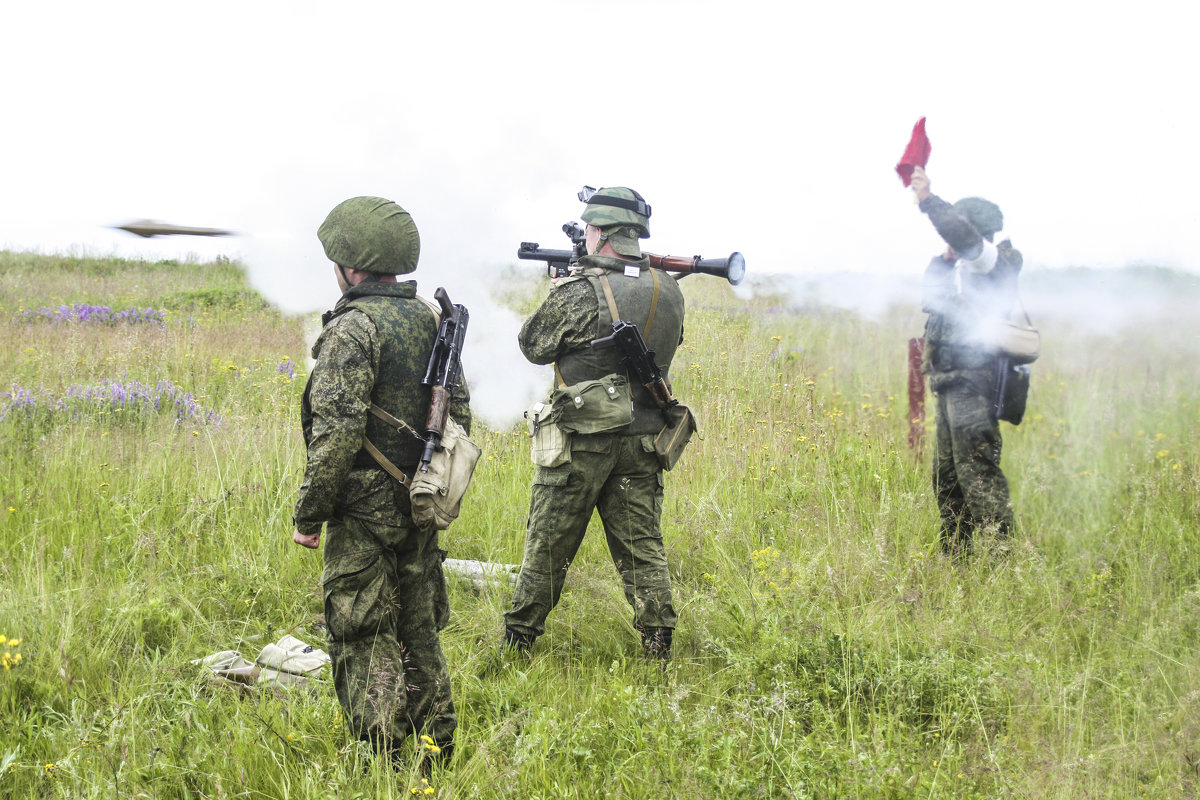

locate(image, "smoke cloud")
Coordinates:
3 1 1199 422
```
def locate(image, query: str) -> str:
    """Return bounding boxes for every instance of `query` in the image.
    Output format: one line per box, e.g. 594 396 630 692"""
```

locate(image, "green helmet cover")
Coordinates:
581 186 651 238
317 196 420 274
952 197 1003 239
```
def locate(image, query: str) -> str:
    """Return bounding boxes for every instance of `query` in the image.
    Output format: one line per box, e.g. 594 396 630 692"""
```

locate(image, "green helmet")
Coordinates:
952 197 1003 239
580 186 651 238
317 196 421 275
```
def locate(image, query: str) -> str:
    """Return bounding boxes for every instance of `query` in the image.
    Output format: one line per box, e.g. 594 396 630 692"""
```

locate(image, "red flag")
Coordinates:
895 117 931 187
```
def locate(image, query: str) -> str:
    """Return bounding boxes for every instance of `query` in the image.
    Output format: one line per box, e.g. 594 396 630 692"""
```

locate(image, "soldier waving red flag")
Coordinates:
896 117 932 187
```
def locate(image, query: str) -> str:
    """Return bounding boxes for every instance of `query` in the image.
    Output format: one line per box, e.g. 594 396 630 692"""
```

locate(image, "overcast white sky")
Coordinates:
4 0 1198 319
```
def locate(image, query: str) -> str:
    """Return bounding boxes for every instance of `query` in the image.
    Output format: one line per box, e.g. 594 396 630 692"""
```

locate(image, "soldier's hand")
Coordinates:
910 166 931 203
293 528 321 549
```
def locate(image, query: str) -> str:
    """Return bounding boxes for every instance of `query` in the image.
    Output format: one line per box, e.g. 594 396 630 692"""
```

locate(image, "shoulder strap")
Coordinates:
644 268 662 337
596 272 621 320
1011 297 1034 328
360 403 423 487
415 294 442 324
597 269 663 336
368 402 423 436
361 438 411 487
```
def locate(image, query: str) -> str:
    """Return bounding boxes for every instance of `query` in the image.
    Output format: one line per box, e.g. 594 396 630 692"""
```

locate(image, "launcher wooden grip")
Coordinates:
645 253 700 273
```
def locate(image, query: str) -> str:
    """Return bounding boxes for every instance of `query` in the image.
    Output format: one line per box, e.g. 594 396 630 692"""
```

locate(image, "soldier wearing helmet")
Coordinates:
909 167 1021 555
293 196 471 768
503 186 684 659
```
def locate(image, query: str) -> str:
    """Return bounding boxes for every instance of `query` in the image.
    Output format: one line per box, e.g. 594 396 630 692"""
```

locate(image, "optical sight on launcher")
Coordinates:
517 221 745 286
517 222 588 279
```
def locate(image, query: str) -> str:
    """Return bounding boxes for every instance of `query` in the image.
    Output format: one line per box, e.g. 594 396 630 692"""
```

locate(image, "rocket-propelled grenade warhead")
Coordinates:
112 219 235 238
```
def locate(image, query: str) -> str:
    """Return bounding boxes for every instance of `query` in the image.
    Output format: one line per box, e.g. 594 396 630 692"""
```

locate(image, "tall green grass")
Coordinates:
1 250 1197 798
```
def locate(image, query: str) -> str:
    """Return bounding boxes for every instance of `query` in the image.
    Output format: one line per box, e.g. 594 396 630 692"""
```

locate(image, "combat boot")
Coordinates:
639 626 673 660
502 627 535 653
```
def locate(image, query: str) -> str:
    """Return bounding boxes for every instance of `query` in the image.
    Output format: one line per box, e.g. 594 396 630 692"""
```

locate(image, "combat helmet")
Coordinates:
317 196 421 274
952 197 1003 240
580 186 652 238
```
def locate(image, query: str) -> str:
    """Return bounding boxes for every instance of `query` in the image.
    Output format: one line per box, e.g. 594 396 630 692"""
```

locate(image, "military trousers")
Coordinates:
321 480 454 750
505 433 676 638
931 369 1014 553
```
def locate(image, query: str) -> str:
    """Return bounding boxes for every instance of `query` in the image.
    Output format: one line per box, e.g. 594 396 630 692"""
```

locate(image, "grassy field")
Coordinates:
1 250 1198 799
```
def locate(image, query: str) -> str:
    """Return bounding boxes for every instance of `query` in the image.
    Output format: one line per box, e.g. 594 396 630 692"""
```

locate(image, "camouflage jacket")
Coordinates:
294 280 471 535
918 194 1022 384
519 254 685 435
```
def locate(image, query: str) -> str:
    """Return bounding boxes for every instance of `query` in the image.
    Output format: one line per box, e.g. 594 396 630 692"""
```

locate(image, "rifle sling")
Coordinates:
597 268 661 336
361 437 411 488
368 402 424 438
361 403 424 488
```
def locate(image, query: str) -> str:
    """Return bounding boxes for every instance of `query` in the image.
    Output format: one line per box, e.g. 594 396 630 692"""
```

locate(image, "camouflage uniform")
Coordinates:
295 199 471 755
919 193 1021 553
504 253 684 653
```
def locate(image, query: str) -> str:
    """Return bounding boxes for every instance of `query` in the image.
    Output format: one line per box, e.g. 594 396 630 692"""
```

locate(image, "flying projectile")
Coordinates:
112 219 235 238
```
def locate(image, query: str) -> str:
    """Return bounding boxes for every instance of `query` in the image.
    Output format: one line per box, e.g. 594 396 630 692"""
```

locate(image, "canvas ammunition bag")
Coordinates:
193 635 330 690
525 400 571 467
361 404 481 531
990 319 1040 364
408 415 481 531
653 404 698 471
255 635 331 688
193 650 259 689
986 301 1040 365
550 373 634 435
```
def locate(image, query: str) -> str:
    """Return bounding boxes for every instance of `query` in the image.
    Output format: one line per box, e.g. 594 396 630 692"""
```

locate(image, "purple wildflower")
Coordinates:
1 380 220 424
21 303 166 326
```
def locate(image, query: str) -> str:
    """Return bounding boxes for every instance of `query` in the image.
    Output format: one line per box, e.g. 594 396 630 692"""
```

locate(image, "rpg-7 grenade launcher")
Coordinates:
518 222 746 285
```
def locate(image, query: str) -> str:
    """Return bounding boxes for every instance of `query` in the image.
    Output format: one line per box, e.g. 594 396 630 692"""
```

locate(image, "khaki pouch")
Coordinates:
550 373 633 435
989 319 1041 364
255 635 331 688
653 404 698 471
409 414 481 531
977 299 1040 365
525 400 571 467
